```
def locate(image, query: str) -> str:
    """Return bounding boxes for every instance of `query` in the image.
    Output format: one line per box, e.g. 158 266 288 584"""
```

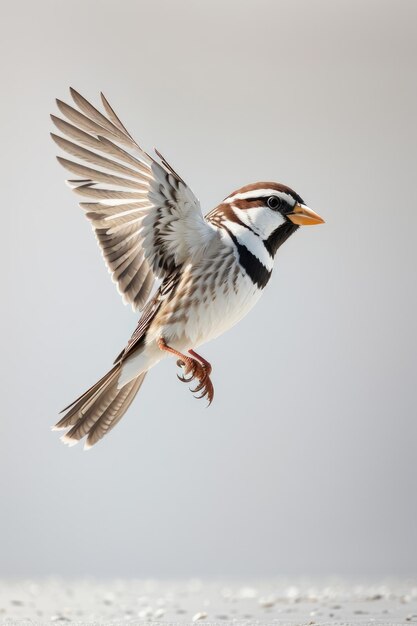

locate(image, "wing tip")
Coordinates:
69 86 83 102
65 178 93 189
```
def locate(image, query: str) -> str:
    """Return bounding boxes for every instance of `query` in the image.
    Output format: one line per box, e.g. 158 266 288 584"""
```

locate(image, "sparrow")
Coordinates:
51 88 324 449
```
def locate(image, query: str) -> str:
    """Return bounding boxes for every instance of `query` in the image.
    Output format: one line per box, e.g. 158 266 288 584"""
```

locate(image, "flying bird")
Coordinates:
51 88 324 448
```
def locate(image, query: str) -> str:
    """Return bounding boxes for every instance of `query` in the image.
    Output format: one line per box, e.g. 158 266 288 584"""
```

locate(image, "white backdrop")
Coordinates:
1 0 417 576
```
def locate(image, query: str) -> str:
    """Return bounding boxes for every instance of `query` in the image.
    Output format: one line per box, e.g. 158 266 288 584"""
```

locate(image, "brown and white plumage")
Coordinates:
51 89 324 448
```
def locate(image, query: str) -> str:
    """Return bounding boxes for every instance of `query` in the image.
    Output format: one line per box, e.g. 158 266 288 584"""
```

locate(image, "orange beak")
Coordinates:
288 203 325 226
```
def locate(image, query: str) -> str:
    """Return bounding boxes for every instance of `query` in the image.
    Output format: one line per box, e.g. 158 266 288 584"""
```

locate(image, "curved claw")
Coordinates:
205 387 214 406
177 368 196 383
193 389 213 406
176 358 198 383
192 379 206 394
190 376 214 406
191 365 210 393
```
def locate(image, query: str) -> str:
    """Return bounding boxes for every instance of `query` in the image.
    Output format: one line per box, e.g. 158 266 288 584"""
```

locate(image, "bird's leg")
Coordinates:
157 338 198 382
157 339 214 405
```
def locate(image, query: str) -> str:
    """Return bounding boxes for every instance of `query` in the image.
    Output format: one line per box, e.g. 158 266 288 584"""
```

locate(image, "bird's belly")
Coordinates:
169 271 262 350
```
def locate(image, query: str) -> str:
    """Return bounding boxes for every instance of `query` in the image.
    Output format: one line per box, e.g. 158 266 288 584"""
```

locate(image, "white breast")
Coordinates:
175 254 263 349
143 224 270 353
192 271 262 347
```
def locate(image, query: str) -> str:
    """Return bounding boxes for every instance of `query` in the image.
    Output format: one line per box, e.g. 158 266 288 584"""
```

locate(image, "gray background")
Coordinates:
1 0 416 578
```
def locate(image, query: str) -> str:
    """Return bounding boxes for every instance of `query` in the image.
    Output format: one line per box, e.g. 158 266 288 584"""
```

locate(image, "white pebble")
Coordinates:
138 606 153 618
286 586 300 600
192 611 208 621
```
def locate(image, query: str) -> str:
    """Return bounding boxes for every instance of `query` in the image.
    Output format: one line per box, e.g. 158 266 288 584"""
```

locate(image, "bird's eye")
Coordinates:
267 196 282 210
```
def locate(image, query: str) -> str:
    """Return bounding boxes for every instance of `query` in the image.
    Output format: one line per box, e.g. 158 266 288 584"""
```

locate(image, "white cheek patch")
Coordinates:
240 205 286 237
232 204 286 239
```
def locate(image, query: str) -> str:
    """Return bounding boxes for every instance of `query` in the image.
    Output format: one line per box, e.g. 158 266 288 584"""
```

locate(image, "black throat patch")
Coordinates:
264 222 299 257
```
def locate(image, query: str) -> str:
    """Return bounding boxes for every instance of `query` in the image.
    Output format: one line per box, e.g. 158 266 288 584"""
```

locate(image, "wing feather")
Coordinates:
69 87 132 141
56 100 121 141
52 134 145 181
100 92 136 139
56 157 143 189
52 89 216 311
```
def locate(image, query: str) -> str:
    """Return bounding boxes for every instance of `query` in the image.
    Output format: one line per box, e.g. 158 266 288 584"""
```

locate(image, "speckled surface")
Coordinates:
1 579 416 625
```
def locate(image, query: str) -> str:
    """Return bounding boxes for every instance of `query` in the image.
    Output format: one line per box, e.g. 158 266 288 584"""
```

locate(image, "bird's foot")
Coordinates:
157 338 214 405
176 357 214 405
186 348 214 405
191 366 214 405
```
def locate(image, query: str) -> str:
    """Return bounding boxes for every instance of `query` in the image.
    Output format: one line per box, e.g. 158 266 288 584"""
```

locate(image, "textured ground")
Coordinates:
0 579 416 625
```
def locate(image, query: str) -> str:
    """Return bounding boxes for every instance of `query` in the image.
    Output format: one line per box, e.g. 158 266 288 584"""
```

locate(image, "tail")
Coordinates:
53 363 147 449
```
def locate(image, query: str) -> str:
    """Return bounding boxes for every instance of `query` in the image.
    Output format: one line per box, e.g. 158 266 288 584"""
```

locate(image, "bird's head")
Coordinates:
214 181 324 256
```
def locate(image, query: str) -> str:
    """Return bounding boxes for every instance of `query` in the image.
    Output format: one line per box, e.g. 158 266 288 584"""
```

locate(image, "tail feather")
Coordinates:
84 373 146 448
61 370 121 444
54 364 120 430
54 363 147 448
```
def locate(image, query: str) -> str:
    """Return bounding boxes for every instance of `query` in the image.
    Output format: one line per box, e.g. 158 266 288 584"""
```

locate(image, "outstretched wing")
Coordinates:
51 88 215 311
